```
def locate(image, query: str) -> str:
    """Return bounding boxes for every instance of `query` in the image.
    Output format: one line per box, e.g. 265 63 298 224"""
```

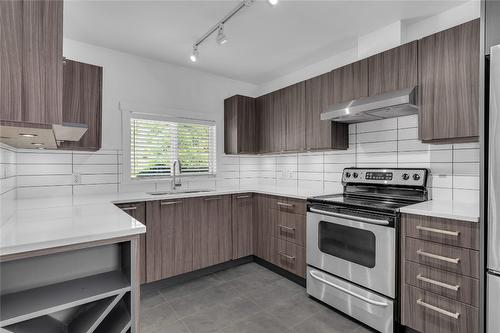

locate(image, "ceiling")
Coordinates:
63 0 466 84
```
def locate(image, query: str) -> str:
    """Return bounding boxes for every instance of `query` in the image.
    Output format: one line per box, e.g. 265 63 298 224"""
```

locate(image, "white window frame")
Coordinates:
121 106 216 184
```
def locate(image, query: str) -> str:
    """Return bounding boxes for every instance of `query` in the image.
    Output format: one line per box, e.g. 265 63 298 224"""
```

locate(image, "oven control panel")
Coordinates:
342 168 429 187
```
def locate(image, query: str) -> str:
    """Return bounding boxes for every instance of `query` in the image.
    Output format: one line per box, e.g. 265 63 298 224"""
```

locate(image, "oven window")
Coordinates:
318 221 376 268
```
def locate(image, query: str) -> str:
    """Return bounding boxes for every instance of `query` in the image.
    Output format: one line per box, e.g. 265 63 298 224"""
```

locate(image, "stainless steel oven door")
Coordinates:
306 208 395 297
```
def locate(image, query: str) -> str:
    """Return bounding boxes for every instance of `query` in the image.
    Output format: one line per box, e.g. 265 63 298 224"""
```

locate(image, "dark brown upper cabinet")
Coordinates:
418 19 480 143
368 41 418 97
0 0 63 125
224 95 257 154
59 59 103 151
257 90 284 153
283 82 306 152
305 60 367 150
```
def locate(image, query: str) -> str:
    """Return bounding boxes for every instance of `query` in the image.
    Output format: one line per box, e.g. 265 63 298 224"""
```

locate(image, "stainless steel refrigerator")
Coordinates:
487 43 500 332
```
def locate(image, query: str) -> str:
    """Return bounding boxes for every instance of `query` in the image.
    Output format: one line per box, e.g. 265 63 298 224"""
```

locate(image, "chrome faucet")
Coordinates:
172 160 182 191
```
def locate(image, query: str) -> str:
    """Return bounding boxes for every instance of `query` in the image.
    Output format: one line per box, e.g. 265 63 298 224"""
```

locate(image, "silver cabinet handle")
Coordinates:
161 201 183 205
416 298 460 319
309 207 390 226
309 270 389 307
416 225 460 237
417 249 460 264
416 274 460 291
236 195 251 199
277 202 293 208
204 197 221 201
277 225 295 231
278 252 295 260
121 206 137 211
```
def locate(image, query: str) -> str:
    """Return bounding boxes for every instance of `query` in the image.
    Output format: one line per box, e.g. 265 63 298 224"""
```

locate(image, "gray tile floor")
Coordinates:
140 263 373 333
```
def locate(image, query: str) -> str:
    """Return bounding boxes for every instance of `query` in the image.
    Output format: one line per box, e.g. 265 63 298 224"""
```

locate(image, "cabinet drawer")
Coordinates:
403 285 478 333
405 238 479 278
273 197 306 215
405 261 479 307
403 214 479 250
273 211 306 246
272 237 305 277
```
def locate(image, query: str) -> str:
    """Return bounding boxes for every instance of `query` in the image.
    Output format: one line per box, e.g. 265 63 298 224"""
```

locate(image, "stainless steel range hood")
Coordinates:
321 87 418 124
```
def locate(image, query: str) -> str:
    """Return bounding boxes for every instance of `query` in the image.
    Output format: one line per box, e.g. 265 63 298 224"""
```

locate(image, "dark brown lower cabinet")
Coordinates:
115 202 147 284
272 237 306 278
193 195 232 270
253 194 275 263
232 193 254 259
145 199 193 283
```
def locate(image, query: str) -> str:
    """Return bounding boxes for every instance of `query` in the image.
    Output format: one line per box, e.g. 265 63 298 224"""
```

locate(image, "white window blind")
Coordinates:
130 116 216 179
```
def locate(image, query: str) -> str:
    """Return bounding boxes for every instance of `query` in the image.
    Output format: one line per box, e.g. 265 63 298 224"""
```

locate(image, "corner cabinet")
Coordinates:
59 59 103 151
232 193 254 259
418 19 480 143
0 0 63 125
224 95 257 154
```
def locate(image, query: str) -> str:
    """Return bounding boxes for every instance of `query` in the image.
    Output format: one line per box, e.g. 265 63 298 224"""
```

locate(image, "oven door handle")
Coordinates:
309 208 390 226
309 270 389 307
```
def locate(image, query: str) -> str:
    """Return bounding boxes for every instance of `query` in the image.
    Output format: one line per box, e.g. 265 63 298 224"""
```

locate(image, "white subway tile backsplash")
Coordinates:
357 118 397 133
397 115 418 129
453 189 479 204
357 130 397 143
453 149 480 163
0 116 482 202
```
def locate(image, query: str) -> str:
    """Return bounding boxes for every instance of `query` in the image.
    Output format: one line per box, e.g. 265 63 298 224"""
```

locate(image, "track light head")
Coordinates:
216 25 228 45
267 0 278 6
190 46 199 62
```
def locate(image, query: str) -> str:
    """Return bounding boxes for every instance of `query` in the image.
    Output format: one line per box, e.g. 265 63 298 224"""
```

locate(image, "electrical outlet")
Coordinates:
73 173 81 184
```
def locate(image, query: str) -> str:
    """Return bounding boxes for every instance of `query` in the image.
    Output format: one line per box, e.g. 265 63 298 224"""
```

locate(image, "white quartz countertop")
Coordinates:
400 200 480 223
0 186 311 256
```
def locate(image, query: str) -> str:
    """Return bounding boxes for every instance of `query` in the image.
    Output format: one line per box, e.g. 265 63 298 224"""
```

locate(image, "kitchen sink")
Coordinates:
147 189 215 196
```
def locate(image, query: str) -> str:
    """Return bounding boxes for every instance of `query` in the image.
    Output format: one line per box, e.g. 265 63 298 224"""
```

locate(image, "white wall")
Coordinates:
257 0 480 96
63 39 259 151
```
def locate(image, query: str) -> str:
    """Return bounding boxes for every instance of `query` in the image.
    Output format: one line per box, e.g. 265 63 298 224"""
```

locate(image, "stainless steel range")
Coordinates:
306 168 430 333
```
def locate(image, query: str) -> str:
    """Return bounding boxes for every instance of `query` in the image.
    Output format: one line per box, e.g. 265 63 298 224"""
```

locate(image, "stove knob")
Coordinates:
413 173 421 181
345 172 351 178
402 173 410 180
353 172 359 178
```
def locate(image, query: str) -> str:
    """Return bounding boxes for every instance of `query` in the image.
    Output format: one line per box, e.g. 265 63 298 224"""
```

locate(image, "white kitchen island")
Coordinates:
0 199 146 333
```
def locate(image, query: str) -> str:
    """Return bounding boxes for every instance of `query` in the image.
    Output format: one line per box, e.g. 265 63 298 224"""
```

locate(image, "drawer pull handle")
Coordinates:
277 225 295 232
278 252 295 260
121 206 137 211
236 195 251 199
161 201 183 205
416 298 460 319
416 274 460 291
309 270 389 307
416 225 460 237
417 249 460 264
277 202 293 208
204 197 222 201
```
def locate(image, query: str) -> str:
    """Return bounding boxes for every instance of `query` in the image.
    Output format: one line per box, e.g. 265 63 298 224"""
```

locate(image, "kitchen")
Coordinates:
0 0 496 332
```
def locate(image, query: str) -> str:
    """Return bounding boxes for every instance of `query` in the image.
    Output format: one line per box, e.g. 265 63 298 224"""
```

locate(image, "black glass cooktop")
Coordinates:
308 193 417 213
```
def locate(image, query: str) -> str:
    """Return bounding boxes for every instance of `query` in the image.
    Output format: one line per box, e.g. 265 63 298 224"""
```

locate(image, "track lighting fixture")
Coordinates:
216 25 228 45
190 46 199 62
189 0 277 62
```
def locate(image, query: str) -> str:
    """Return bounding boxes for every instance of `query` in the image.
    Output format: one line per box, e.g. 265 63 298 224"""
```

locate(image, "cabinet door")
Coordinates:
419 19 480 142
232 193 254 259
159 199 193 279
305 73 331 150
224 95 256 154
368 41 417 96
115 202 147 284
22 0 63 124
257 94 272 153
0 0 23 122
193 196 232 269
270 90 285 153
332 59 369 103
59 60 102 151
283 82 306 152
253 195 274 262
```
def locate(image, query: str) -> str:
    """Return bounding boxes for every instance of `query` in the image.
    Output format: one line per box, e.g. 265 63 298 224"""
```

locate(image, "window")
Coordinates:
130 116 216 179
